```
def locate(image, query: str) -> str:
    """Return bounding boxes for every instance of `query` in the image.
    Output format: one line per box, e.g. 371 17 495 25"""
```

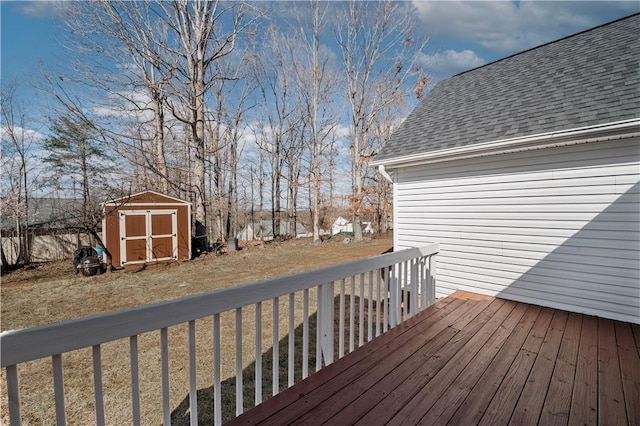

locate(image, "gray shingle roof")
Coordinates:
0 198 83 230
375 14 640 163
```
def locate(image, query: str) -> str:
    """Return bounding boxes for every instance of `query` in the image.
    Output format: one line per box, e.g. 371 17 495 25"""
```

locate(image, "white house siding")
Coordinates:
392 137 640 323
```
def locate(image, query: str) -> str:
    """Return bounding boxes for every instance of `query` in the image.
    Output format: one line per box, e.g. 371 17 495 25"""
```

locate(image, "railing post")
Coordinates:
389 265 400 327
410 259 419 316
52 354 66 426
0 243 439 425
319 281 334 366
6 365 21 426
427 254 436 306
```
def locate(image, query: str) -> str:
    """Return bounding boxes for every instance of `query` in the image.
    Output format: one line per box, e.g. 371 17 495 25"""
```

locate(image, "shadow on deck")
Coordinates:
169 294 378 424
221 291 640 425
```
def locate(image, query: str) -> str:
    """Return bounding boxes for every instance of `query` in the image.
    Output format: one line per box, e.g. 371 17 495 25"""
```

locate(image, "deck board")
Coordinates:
419 301 529 425
364 298 503 425
615 321 640 425
478 307 555 425
539 312 582 426
510 309 569 425
598 318 628 425
258 294 472 426
569 314 598 426
228 291 640 426
390 299 515 426
631 323 640 357
242 292 469 425
304 295 498 425
448 303 541 425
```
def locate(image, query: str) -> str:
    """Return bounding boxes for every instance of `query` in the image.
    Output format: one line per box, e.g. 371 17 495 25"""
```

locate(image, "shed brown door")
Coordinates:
150 212 175 260
124 213 147 262
120 210 177 265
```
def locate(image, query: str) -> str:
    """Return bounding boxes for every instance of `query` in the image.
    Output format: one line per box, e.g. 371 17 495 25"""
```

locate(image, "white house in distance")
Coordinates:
331 216 374 235
371 15 639 324
331 216 352 235
236 220 308 241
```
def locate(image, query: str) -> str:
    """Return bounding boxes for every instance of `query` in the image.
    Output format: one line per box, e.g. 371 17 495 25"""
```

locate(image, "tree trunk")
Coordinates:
193 120 208 249
0 243 9 272
352 134 364 242
152 92 169 193
273 138 281 239
193 48 208 249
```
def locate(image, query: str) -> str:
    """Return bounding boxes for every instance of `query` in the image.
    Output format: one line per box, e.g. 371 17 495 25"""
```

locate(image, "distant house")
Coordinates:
331 216 374 235
362 222 374 234
371 15 639 323
0 198 93 263
331 216 352 235
237 220 308 241
0 198 83 231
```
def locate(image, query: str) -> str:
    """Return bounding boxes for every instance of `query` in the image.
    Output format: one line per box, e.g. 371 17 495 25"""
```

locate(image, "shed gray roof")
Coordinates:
375 14 640 163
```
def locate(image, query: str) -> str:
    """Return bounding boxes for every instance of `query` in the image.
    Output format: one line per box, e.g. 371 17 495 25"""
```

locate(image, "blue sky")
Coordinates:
414 1 638 76
0 1 638 121
0 1 637 199
2 1 638 84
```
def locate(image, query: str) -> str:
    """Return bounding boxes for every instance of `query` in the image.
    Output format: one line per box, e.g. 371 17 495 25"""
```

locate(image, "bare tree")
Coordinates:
335 0 427 240
0 82 42 266
154 0 248 250
63 1 173 194
224 65 257 241
198 48 257 243
37 73 127 270
63 1 251 251
292 0 340 242
252 25 303 239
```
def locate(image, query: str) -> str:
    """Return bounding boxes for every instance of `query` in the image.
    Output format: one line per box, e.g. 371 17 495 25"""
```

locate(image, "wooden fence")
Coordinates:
1 231 96 264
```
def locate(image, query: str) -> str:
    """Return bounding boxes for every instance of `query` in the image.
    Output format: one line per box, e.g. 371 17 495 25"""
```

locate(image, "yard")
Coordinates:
1 234 393 424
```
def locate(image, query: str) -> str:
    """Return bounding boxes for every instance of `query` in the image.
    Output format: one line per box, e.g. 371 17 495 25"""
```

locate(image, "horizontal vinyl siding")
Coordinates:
393 137 640 323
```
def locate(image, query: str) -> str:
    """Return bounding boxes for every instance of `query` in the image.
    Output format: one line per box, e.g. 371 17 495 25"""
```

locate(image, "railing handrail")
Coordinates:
0 243 439 367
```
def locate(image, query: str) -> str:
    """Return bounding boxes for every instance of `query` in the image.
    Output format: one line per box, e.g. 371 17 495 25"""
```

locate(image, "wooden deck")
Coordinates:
228 290 640 425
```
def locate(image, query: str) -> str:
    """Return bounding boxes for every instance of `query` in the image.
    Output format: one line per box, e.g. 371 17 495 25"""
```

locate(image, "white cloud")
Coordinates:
16 1 67 18
0 125 45 145
413 1 639 53
90 88 157 123
419 49 486 76
333 123 352 141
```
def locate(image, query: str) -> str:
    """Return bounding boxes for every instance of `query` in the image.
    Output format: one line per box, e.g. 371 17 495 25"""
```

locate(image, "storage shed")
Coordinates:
371 15 640 324
103 191 191 267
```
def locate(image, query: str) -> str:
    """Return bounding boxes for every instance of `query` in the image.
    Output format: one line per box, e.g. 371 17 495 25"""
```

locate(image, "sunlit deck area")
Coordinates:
229 290 640 426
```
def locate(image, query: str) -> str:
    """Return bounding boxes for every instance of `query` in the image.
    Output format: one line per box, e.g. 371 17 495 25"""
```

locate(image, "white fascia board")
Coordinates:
104 190 190 206
371 119 640 169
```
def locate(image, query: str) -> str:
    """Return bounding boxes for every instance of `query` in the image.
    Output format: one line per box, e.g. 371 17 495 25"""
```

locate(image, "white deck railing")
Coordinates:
1 243 438 426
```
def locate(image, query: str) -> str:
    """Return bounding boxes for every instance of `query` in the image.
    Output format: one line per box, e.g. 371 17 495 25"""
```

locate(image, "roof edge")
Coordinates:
103 190 190 206
371 119 640 169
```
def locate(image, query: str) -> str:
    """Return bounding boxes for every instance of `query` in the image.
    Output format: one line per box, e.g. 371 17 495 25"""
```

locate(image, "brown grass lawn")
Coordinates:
1 234 393 425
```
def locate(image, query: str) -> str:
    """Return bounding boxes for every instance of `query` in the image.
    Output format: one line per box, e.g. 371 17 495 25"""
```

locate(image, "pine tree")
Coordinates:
43 113 108 224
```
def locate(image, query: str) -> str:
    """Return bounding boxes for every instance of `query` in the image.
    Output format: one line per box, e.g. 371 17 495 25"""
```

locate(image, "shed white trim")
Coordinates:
108 203 189 207
104 190 191 206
